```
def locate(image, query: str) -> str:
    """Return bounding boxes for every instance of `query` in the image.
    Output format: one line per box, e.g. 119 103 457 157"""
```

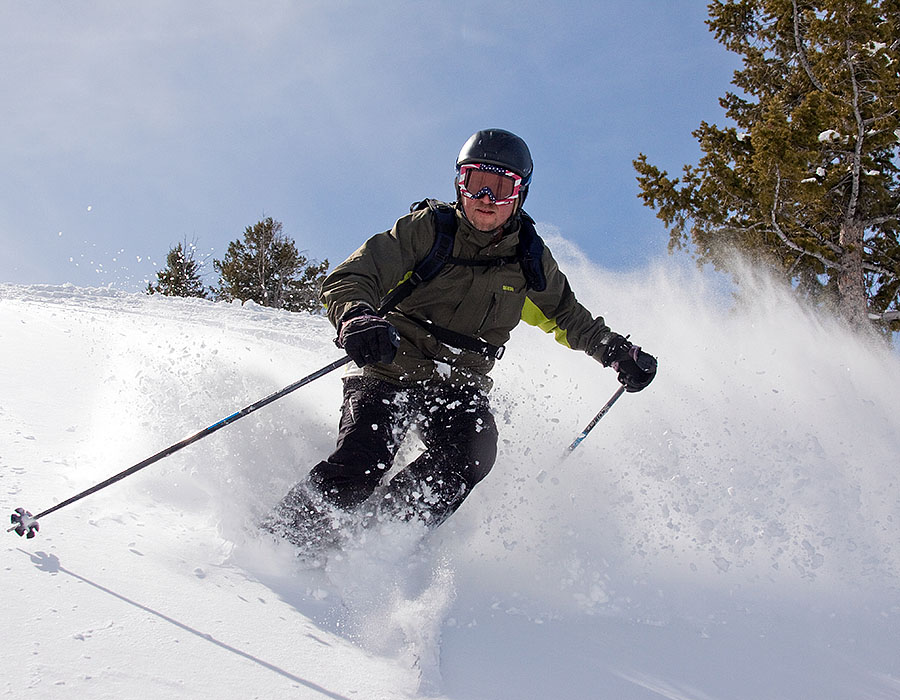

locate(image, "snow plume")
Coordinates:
457 238 900 621
2 235 899 698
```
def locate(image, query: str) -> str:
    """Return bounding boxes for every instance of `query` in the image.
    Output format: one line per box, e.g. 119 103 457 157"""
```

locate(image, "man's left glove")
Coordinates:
600 334 658 393
336 305 400 367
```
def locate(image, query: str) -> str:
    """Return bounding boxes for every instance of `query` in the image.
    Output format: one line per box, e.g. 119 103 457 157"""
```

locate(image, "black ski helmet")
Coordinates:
456 129 533 203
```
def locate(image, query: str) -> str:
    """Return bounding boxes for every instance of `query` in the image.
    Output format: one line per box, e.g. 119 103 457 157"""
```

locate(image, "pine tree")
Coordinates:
213 217 329 313
634 0 900 330
147 241 208 298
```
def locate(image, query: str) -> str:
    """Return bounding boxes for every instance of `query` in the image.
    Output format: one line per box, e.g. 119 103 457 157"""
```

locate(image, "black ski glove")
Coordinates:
600 334 657 393
336 305 400 367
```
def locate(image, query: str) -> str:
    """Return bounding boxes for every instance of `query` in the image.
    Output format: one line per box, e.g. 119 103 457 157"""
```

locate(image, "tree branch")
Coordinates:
796 222 844 256
862 261 897 276
792 0 827 92
863 209 900 227
771 169 843 270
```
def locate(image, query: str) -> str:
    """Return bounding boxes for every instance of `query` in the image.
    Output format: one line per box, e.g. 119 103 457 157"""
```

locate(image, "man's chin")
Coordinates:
472 211 499 230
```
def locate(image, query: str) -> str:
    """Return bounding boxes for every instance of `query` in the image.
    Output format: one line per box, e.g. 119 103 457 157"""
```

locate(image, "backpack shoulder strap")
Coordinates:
517 211 546 292
376 200 458 314
408 199 457 285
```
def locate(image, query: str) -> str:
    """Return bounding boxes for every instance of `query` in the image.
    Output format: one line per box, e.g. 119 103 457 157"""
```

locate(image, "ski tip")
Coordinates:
9 507 40 539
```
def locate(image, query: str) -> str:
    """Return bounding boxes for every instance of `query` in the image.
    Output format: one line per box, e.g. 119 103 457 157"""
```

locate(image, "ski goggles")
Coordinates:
457 163 524 205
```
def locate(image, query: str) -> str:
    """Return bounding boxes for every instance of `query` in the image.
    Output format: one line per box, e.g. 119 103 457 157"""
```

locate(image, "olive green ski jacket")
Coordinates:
321 202 615 391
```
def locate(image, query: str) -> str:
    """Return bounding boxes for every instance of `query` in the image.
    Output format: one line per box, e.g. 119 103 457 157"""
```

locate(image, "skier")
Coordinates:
264 128 657 553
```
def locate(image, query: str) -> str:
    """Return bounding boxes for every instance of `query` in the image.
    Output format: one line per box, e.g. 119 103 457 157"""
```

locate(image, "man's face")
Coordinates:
461 194 516 233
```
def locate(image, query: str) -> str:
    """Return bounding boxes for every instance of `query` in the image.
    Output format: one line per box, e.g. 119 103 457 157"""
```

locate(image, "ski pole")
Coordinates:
8 354 354 538
564 384 626 455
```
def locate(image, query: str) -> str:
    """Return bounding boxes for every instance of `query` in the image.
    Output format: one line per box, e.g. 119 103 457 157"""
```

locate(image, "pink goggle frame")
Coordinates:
458 163 523 206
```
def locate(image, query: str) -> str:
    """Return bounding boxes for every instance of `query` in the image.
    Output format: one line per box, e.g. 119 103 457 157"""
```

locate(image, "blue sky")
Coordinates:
1 1 740 290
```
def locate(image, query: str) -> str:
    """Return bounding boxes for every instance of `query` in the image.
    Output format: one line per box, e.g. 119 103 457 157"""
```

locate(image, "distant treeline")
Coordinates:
147 217 328 313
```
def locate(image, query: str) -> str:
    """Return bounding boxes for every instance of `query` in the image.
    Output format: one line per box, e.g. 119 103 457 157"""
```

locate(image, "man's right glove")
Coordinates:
336 305 400 367
600 334 658 393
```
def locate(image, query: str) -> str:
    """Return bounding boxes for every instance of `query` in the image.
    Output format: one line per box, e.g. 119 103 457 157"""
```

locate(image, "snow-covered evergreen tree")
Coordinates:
213 217 328 313
635 0 900 331
147 240 208 298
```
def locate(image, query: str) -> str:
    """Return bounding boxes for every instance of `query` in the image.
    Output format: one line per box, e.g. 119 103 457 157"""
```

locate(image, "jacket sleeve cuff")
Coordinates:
336 302 376 330
589 332 627 367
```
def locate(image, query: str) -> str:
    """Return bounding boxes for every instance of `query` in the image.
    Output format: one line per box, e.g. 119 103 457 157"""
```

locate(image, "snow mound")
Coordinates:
2 252 899 699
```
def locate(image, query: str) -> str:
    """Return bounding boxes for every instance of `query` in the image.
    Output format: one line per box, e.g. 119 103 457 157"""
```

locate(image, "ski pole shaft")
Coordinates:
8 354 354 535
565 384 626 455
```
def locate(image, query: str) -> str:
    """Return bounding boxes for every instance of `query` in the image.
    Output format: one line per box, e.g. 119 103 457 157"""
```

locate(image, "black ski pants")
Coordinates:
307 375 498 523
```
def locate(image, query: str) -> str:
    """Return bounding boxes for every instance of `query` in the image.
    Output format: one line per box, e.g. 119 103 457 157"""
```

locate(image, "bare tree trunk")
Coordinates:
837 219 868 327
